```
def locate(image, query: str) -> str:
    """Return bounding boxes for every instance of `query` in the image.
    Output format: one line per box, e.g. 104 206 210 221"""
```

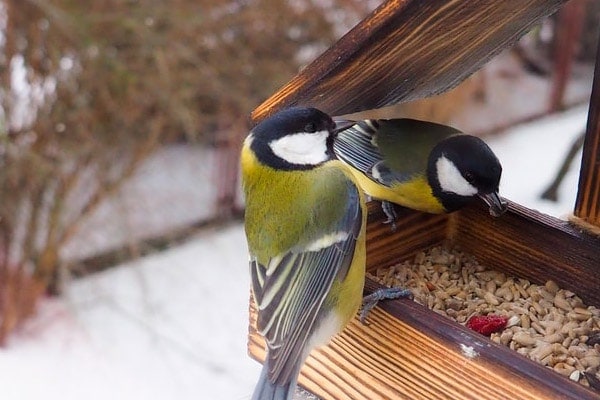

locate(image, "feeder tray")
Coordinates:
248 1 600 399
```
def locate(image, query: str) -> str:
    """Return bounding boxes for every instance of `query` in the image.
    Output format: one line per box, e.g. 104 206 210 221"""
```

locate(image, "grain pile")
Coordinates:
368 245 600 391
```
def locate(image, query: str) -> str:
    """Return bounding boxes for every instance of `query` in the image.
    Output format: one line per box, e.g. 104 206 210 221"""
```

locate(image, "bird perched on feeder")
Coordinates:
241 107 378 400
333 118 507 223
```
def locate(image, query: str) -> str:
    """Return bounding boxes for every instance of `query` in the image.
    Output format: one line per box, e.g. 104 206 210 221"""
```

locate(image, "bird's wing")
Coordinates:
376 119 459 173
250 177 362 385
333 120 382 176
334 119 460 186
334 120 413 186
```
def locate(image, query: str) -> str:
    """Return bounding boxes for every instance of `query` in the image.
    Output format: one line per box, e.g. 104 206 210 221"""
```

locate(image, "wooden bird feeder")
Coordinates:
248 0 600 399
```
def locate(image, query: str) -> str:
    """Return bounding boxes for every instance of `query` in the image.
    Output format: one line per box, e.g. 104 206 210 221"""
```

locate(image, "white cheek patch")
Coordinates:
436 155 477 196
269 130 329 165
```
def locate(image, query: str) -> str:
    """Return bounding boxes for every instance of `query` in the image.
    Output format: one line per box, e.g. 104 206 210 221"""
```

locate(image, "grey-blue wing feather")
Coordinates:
334 120 412 186
333 120 383 177
334 118 460 186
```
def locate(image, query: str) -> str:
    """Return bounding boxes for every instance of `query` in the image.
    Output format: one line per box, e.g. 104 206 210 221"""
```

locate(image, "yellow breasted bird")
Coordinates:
333 118 507 223
241 107 371 400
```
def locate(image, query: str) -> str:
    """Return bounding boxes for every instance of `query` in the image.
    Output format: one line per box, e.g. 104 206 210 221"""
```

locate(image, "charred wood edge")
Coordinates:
575 29 600 226
364 199 600 398
363 199 600 399
251 0 568 121
451 200 600 308
363 279 600 400
66 211 244 280
249 200 600 399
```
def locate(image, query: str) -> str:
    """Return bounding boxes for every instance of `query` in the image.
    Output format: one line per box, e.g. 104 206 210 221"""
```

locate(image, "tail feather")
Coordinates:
251 363 298 400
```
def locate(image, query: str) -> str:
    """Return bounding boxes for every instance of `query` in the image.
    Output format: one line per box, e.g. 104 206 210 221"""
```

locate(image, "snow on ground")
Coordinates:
485 104 588 218
0 224 261 400
60 145 218 262
451 51 592 135
0 105 591 400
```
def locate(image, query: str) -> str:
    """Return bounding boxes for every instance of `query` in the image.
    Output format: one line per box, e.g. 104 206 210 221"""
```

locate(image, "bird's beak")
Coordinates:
333 119 356 135
478 191 508 217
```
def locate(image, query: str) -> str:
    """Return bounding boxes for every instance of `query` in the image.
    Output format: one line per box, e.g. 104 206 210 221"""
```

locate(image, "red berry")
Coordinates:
465 314 508 336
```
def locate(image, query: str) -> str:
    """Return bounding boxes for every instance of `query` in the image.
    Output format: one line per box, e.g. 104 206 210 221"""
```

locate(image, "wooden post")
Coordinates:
573 33 600 227
548 0 586 112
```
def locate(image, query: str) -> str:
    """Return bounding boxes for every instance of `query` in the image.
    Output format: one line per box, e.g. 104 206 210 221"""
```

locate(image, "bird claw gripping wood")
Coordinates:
360 287 413 324
381 201 397 232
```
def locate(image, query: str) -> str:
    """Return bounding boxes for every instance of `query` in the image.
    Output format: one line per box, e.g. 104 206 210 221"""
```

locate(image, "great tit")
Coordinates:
241 107 368 400
333 118 507 222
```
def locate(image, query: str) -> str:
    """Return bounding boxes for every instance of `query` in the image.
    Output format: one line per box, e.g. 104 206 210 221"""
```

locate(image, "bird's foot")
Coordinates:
381 201 397 231
360 287 413 324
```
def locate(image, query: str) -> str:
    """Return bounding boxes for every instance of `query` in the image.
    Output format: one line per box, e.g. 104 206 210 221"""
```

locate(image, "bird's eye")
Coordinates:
464 171 475 183
304 122 317 133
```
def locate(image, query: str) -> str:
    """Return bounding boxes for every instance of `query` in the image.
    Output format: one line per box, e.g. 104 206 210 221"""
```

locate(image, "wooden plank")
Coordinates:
248 287 599 400
452 200 600 307
251 0 567 121
574 32 600 226
248 202 600 399
365 202 448 272
362 279 600 400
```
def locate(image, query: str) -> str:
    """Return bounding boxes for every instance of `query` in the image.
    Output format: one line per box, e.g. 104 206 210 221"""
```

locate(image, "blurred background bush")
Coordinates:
0 0 598 345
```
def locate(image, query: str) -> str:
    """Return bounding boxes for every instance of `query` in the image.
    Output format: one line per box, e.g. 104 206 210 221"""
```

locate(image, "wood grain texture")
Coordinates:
452 200 600 307
248 201 600 400
575 34 600 226
363 279 600 400
365 202 448 272
249 290 600 400
251 0 567 121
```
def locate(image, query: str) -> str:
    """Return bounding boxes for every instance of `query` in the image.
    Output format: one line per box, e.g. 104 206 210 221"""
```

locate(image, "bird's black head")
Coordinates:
248 107 339 170
427 135 507 216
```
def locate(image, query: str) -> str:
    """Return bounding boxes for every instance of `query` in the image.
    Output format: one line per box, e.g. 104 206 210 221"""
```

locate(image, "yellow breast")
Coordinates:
348 169 445 214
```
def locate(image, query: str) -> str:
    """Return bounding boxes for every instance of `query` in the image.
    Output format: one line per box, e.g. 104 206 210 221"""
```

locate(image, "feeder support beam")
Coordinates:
574 33 600 227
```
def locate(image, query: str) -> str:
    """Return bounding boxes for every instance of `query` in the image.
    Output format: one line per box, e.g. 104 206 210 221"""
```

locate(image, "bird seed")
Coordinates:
367 245 600 391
